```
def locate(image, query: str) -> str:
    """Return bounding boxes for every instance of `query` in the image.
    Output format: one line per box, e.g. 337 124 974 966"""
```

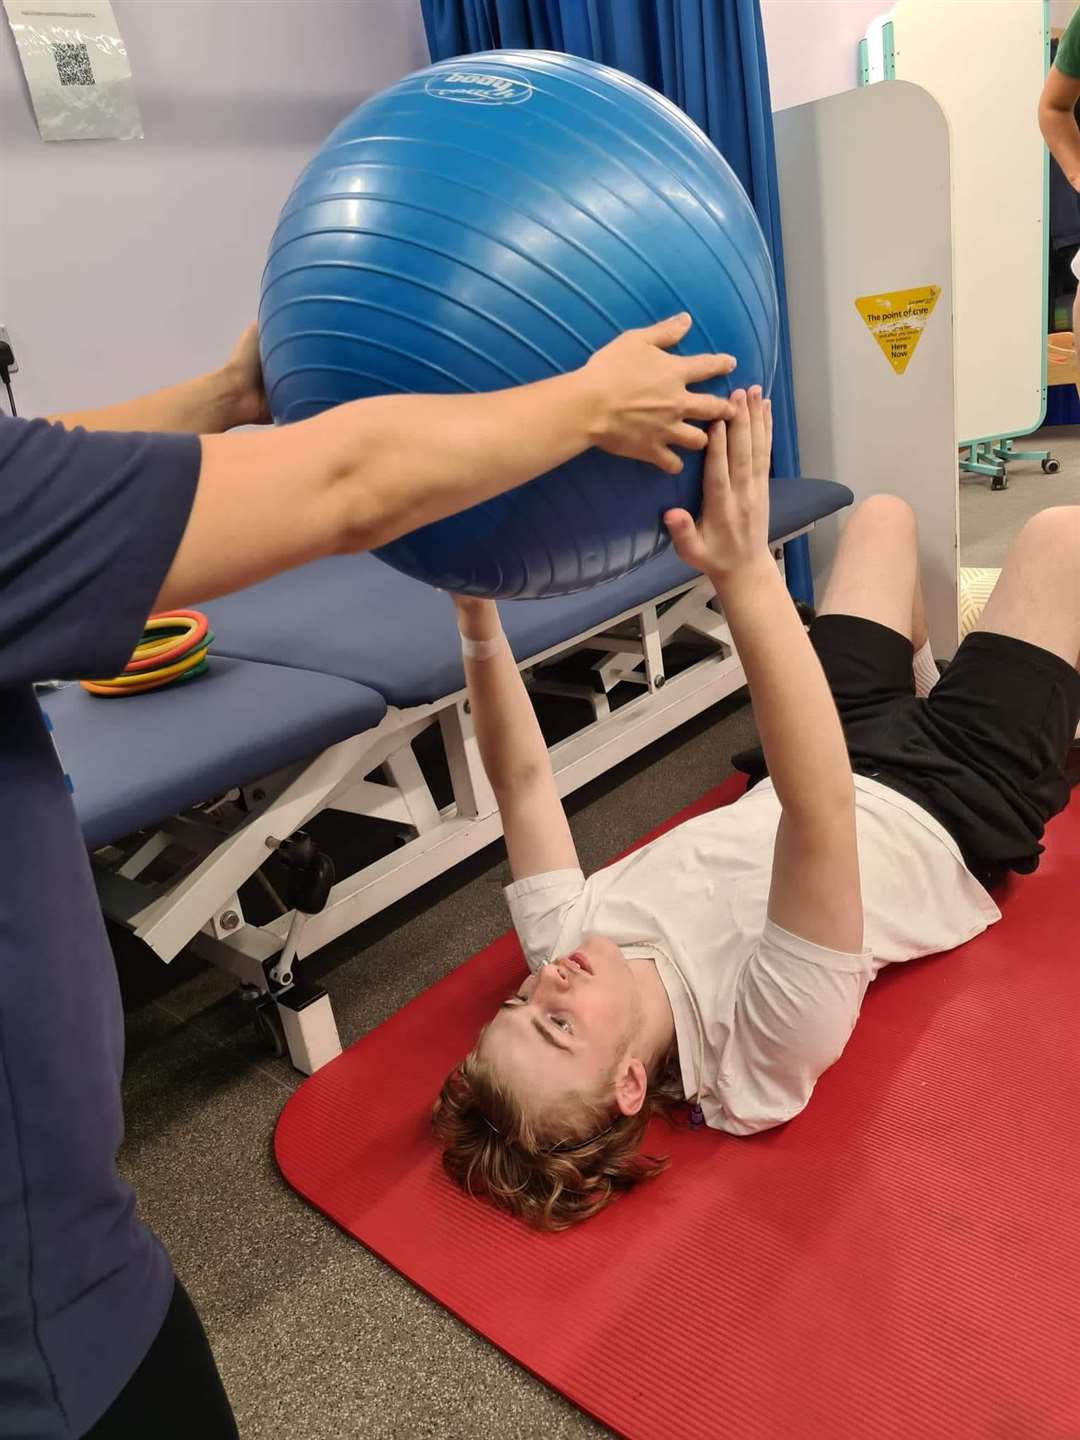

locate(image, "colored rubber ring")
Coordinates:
90 644 210 688
132 624 198 655
80 656 210 697
125 613 208 670
127 632 198 670
143 609 208 630
139 611 208 643
126 624 214 673
80 610 213 695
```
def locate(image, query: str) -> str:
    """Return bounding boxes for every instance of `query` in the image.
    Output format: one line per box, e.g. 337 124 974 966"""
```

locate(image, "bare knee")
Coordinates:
845 494 917 542
979 507 1080 663
821 494 921 635
851 494 916 526
1015 506 1080 560
997 507 1080 621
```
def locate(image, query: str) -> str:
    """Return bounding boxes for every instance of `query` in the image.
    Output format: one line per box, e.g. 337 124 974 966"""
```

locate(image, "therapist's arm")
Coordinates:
48 325 270 435
154 314 735 609
1039 64 1080 189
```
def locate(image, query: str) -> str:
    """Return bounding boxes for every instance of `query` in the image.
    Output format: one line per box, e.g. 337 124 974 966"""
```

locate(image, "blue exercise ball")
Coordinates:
259 50 778 598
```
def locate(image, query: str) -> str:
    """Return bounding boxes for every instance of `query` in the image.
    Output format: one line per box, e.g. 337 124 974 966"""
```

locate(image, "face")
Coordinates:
478 933 643 1121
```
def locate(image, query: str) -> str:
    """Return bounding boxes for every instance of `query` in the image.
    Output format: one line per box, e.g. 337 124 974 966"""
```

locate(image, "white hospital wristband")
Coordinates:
459 632 506 660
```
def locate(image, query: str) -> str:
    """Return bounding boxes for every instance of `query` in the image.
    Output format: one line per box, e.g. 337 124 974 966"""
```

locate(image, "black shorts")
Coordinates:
742 615 1080 890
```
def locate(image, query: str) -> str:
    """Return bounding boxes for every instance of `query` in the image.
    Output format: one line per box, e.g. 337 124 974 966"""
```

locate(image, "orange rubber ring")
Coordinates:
80 655 210 697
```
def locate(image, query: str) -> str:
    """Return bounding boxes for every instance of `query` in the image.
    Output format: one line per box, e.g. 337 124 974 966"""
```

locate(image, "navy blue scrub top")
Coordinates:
0 416 200 1438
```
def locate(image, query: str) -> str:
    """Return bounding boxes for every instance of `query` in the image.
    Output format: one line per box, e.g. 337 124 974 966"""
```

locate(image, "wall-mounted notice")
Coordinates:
3 0 142 141
854 285 941 375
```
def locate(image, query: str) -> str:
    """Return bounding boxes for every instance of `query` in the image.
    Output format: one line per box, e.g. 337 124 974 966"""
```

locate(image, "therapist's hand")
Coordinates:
582 314 737 474
221 323 272 428
49 322 272 435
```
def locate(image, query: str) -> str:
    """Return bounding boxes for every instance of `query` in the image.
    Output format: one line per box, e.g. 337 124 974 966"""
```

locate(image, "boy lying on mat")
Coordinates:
433 389 1080 1230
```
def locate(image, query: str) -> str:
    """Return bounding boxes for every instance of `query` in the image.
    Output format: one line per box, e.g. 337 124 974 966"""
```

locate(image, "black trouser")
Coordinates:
84 1279 238 1439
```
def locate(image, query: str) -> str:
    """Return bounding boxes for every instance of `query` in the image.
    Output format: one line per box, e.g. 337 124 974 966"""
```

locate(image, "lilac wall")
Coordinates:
0 0 429 414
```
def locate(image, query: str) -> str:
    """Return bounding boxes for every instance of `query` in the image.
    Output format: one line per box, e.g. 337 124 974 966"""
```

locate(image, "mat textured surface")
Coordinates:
276 779 1080 1440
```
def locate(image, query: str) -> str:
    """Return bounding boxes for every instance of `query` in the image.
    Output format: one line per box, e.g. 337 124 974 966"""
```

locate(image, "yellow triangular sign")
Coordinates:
854 285 941 374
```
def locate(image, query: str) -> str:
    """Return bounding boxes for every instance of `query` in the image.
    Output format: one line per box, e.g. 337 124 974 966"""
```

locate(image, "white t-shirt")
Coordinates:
505 776 1001 1136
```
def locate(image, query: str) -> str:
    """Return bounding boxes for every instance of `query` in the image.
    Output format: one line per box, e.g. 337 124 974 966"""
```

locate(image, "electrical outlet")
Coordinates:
0 325 18 373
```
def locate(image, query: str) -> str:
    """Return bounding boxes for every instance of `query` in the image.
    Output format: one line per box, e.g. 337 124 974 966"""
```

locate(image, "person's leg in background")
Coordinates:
84 1278 238 1440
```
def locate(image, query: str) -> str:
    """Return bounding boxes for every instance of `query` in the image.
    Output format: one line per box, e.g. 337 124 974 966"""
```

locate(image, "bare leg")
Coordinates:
819 495 927 646
975 507 1080 669
910 566 929 653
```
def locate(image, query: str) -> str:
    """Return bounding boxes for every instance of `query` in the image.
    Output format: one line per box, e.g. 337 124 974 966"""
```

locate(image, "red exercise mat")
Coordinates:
275 779 1080 1439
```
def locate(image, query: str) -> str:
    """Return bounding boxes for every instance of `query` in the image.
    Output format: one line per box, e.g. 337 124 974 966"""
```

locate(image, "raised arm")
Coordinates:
453 595 578 881
665 391 863 955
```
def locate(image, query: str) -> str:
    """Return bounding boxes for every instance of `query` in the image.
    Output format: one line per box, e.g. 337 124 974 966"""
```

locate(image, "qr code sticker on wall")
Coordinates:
52 43 95 87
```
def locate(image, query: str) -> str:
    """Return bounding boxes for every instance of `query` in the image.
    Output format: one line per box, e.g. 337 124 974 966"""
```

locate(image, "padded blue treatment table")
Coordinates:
205 478 849 708
42 660 387 851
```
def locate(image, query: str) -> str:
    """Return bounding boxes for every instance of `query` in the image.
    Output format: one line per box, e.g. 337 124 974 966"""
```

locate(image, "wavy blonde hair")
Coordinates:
432 1032 685 1231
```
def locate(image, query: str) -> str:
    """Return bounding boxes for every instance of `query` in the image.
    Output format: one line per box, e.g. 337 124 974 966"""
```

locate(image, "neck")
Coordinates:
627 955 677 1075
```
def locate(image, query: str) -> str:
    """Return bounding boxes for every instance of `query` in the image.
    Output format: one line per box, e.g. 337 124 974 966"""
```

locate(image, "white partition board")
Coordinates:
891 0 1047 443
775 81 960 656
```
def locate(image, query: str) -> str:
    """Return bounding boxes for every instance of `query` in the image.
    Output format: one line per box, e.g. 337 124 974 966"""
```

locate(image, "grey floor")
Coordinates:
113 430 1078 1439
959 426 1080 564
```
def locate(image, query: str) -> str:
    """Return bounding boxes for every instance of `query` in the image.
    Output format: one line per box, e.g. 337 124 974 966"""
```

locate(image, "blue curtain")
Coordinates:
421 0 813 604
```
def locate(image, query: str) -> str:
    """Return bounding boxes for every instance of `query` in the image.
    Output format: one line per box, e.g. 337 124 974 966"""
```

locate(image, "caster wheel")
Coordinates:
254 999 286 1059
991 473 1008 492
1043 457 1060 475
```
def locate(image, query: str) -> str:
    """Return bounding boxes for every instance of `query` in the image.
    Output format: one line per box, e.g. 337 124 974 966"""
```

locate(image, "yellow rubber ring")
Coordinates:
133 629 196 659
83 644 209 690
132 616 199 651
81 667 204 696
141 613 199 633
113 645 208 685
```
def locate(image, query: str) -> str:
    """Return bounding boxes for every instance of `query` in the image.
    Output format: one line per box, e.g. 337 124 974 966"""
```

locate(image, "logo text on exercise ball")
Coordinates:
425 72 534 105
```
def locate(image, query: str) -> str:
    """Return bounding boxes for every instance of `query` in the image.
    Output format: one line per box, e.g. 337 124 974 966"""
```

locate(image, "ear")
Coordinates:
612 1057 649 1118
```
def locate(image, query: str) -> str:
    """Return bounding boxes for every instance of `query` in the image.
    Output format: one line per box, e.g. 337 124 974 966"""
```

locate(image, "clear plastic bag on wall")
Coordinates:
3 0 142 141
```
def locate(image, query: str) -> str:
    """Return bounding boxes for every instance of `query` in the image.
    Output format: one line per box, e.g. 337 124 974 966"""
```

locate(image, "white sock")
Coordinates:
913 638 940 698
